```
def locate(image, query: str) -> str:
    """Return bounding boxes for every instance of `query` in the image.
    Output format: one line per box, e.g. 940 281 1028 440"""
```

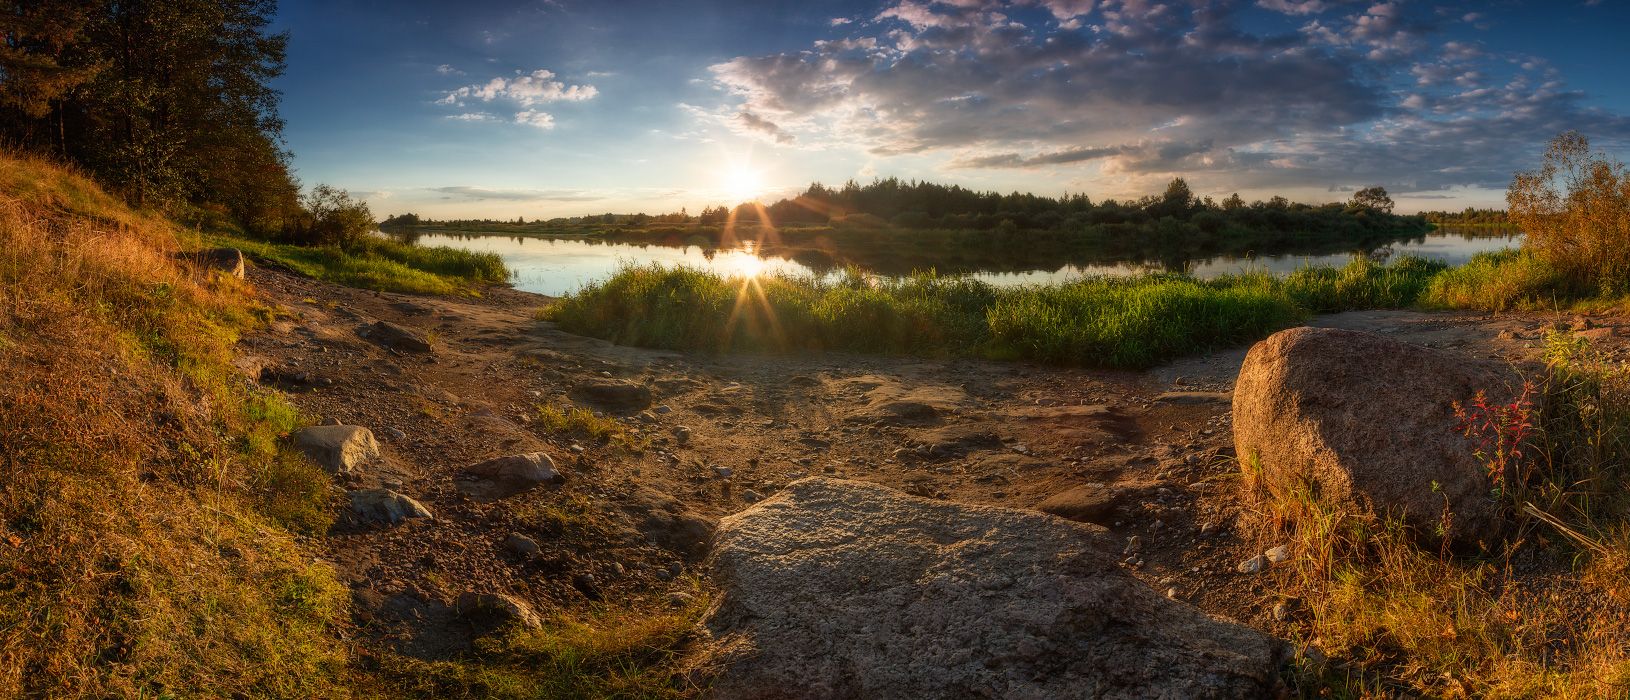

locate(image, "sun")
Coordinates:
721 162 765 204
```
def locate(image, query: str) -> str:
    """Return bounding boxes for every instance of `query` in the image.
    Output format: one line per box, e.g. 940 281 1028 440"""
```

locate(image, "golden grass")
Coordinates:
0 150 352 696
534 404 646 450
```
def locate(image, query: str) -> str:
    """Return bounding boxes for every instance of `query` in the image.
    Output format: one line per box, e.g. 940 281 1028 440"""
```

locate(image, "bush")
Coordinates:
1510 131 1630 294
283 184 374 246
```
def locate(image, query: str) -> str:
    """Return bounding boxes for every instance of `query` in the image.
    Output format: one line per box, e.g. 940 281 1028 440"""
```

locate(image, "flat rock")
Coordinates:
454 592 542 631
346 488 432 526
617 486 716 560
292 425 380 477
361 320 433 353
1034 484 1121 525
457 452 563 501
570 378 653 413
705 477 1284 699
1234 327 1527 546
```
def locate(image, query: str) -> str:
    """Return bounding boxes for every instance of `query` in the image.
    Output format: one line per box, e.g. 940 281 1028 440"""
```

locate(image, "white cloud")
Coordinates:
514 110 556 130
439 69 598 107
446 112 496 122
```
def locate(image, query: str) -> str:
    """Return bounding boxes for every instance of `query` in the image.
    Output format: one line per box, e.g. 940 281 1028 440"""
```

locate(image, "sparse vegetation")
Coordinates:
202 230 509 296
534 405 647 450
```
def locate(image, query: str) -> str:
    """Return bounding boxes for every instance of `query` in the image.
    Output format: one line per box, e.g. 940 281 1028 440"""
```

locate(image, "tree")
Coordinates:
286 185 373 246
1509 131 1630 292
1222 193 1245 211
1350 186 1394 213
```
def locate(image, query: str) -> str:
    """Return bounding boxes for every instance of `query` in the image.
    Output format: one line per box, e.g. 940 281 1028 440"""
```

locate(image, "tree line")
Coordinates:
1 0 369 244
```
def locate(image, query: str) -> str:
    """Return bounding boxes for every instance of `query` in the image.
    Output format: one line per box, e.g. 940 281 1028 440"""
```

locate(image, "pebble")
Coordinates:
1265 545 1291 564
742 489 762 503
1237 554 1266 574
504 533 541 558
1166 587 1179 600
667 592 694 607
713 466 733 479
674 426 692 445
654 405 672 414
381 427 407 441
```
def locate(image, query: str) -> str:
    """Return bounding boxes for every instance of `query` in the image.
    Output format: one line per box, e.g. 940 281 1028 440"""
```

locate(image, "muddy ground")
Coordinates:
236 264 1611 661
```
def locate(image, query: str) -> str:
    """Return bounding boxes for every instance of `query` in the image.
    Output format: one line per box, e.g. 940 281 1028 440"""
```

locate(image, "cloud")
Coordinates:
438 69 598 107
514 109 555 130
435 64 463 76
703 0 1630 193
446 112 497 122
428 186 602 202
736 111 794 144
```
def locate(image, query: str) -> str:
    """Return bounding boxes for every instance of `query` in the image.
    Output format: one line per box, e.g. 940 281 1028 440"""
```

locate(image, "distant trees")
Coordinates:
1419 208 1508 225
1350 186 1395 214
284 186 373 246
1509 131 1630 292
0 0 300 235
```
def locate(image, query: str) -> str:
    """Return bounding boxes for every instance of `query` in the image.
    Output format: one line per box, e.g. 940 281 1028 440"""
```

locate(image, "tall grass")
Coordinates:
202 231 508 296
548 257 1448 369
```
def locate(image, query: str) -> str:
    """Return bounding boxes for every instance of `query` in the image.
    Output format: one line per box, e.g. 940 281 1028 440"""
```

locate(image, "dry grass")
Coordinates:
0 150 352 697
1248 332 1630 698
534 404 647 450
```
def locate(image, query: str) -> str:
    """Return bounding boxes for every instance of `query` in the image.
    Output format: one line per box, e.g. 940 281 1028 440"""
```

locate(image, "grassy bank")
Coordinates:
547 256 1450 369
203 231 508 296
0 152 350 696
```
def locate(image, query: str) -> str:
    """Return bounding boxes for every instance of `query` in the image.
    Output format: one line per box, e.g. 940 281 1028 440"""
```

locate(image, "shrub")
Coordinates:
284 184 374 246
1509 131 1630 294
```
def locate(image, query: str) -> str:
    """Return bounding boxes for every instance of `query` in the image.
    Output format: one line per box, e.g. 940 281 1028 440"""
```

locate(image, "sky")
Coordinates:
273 0 1630 219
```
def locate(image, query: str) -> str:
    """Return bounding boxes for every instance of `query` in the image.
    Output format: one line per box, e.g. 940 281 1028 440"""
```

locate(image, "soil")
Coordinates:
236 264 1622 662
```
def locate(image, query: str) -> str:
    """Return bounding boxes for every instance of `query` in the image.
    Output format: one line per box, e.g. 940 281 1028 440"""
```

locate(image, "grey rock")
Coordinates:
706 477 1284 699
1234 327 1527 546
1265 545 1290 564
454 592 542 631
673 425 692 445
1237 554 1266 574
570 379 652 413
194 247 245 279
292 425 380 477
504 533 541 558
362 320 433 353
346 488 432 526
457 452 563 501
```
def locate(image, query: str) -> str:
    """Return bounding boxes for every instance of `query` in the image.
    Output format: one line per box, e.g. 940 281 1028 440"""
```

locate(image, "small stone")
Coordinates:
655 405 672 414
674 426 692 445
1237 554 1266 574
455 592 542 631
346 488 432 526
742 489 763 503
1166 587 1179 600
292 425 380 477
362 320 433 353
714 466 734 479
1273 601 1293 621
668 591 694 607
380 426 407 441
1265 545 1291 564
504 533 541 558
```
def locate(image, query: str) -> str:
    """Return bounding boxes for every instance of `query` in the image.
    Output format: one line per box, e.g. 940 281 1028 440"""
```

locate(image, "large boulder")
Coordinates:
194 247 246 279
704 478 1283 699
1233 327 1525 545
292 425 380 477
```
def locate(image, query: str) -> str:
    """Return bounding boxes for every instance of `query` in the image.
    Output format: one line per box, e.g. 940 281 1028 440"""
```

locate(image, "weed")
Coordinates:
535 405 646 450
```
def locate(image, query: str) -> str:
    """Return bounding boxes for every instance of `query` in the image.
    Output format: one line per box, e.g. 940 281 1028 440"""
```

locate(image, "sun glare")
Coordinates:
722 163 765 203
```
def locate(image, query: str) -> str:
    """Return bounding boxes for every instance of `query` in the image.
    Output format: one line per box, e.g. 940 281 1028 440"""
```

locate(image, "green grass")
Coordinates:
546 256 1449 369
535 405 647 450
203 232 508 296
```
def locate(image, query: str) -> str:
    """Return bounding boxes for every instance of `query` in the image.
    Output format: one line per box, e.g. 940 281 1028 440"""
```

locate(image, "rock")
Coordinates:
1233 327 1524 546
361 320 433 353
1237 554 1266 574
617 487 717 560
1272 600 1296 622
1577 326 1616 342
454 592 542 631
380 426 408 441
1154 390 1233 405
705 478 1284 699
346 488 432 526
457 452 563 501
194 247 246 279
654 405 672 414
1035 484 1120 526
673 425 692 445
291 425 380 477
504 533 541 558
570 379 652 413
713 466 733 479
1265 545 1290 564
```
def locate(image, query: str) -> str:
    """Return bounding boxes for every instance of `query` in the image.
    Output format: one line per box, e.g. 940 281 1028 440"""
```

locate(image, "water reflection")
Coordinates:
395 227 1522 297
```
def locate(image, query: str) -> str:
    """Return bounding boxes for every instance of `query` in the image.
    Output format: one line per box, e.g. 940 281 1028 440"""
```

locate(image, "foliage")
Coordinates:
0 0 300 233
204 231 508 296
1422 249 1577 311
547 256 1446 369
534 405 646 450
1510 131 1630 294
1348 185 1395 214
283 185 376 246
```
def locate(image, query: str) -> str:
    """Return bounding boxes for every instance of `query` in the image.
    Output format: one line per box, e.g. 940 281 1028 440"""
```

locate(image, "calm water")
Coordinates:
407 228 1523 297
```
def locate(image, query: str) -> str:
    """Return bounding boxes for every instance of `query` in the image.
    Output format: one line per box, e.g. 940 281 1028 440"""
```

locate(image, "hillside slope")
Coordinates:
0 152 353 697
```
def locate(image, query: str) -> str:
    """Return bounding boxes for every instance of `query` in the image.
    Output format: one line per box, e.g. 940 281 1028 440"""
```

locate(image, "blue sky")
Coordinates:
273 0 1630 218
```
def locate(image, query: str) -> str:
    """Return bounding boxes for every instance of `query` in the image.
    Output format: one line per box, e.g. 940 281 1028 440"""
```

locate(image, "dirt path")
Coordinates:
237 265 1602 657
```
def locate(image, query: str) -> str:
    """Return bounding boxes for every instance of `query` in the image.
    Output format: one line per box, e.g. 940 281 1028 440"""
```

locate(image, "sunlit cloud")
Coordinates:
514 109 556 130
428 186 602 202
437 68 598 107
